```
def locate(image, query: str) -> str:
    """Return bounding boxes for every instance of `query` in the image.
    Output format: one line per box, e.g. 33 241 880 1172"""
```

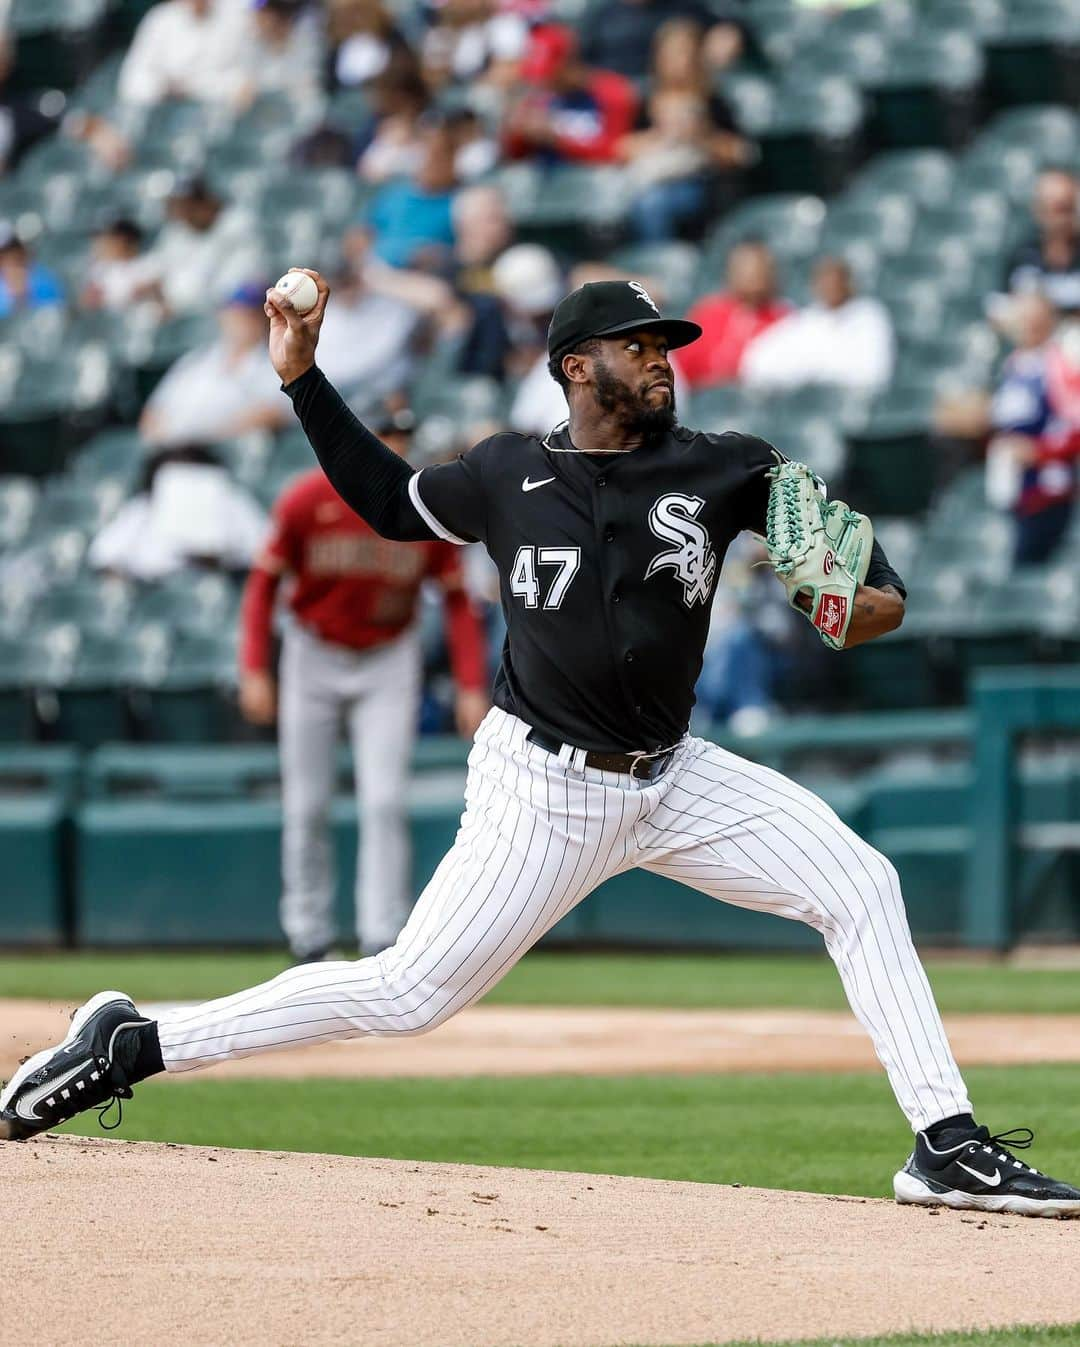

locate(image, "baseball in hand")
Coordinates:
274 271 319 314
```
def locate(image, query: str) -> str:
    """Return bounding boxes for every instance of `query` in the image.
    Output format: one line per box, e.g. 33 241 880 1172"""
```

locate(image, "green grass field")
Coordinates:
5 949 1080 1013
58 1064 1080 1196
700 1331 1080 1347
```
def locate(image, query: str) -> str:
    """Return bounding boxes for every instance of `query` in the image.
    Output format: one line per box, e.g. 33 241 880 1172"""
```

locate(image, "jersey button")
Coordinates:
604 527 615 542
596 477 606 487
611 590 621 603
624 650 635 663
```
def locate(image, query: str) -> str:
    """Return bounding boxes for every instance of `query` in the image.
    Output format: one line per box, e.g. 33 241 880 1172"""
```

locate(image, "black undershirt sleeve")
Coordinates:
282 365 436 542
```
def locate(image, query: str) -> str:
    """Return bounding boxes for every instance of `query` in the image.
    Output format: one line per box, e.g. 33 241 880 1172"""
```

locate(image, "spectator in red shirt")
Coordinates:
239 410 490 962
503 24 638 165
673 239 792 389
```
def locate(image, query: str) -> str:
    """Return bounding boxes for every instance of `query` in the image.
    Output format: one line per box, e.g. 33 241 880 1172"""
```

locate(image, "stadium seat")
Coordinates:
0 476 39 551
33 575 136 638
982 3 1080 107
703 194 827 273
132 629 238 743
847 148 956 209
133 571 241 639
609 242 702 314
69 428 143 490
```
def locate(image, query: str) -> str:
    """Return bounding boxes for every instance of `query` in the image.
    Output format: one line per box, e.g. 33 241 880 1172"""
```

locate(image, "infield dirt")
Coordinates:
2 1135 1078 1347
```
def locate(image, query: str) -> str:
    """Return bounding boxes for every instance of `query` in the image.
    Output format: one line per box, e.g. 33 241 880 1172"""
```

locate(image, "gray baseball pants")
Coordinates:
278 622 421 957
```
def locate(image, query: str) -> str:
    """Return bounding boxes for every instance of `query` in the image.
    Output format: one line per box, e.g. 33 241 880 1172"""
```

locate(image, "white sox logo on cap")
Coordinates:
627 281 660 315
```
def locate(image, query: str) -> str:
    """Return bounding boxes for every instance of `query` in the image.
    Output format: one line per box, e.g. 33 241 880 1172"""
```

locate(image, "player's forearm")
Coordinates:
443 587 489 692
283 366 436 543
842 584 905 649
238 566 280 674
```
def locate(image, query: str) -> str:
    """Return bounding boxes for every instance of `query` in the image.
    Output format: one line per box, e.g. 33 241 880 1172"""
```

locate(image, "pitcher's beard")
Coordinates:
593 360 676 435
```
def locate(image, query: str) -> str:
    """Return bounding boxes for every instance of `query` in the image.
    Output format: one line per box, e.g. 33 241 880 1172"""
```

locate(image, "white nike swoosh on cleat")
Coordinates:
13 1060 89 1123
957 1160 1002 1186
521 476 555 492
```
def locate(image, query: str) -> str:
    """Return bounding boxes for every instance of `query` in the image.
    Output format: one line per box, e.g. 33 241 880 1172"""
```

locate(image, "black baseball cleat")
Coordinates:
894 1125 1080 1219
0 990 150 1142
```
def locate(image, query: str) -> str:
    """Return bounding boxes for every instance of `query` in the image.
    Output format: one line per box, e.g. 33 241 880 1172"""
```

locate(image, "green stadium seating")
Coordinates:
33 575 136 637
982 3 1080 107
704 193 827 272
0 476 39 551
609 242 702 315
69 428 143 490
132 571 240 639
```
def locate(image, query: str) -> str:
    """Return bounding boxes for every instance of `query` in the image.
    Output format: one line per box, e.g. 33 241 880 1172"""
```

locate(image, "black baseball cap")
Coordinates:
546 280 701 357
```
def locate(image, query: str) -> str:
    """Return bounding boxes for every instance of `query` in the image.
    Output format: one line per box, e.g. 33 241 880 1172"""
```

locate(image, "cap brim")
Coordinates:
592 316 702 350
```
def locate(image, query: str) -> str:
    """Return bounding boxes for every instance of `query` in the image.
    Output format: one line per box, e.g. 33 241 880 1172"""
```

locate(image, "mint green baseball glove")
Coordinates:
763 457 873 651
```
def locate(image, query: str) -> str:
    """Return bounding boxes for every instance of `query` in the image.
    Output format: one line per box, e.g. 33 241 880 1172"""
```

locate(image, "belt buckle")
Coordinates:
629 750 657 781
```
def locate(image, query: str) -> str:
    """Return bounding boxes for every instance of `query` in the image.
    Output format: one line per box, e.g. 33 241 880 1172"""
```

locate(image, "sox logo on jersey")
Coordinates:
644 493 717 608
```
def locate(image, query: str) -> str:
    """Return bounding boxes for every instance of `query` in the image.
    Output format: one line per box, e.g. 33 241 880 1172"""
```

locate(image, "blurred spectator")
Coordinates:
420 0 529 90
89 444 268 580
445 107 499 182
328 0 418 89
0 30 63 173
145 176 260 315
453 183 517 375
234 0 323 108
117 0 248 107
741 256 894 393
618 88 746 241
363 121 458 269
313 262 421 407
580 0 746 81
0 225 63 317
1003 169 1080 317
356 71 431 183
674 239 791 389
493 244 568 436
238 409 488 960
79 219 161 313
139 285 289 446
986 299 1080 566
503 25 638 165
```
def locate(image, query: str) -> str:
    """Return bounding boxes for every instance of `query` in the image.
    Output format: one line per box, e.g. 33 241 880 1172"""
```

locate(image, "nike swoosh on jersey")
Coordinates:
956 1160 1002 1186
13 1060 90 1123
521 476 555 493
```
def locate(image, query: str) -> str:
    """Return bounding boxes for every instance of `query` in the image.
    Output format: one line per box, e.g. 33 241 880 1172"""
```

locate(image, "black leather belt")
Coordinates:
526 728 675 780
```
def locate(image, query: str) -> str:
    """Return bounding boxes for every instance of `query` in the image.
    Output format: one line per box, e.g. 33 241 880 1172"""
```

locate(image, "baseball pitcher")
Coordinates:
4 274 1078 1219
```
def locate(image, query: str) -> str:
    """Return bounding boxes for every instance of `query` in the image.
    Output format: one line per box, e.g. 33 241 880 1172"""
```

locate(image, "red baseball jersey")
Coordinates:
240 468 487 688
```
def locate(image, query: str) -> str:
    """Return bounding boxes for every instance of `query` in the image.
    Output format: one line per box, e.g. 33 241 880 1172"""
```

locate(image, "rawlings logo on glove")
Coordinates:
761 456 873 651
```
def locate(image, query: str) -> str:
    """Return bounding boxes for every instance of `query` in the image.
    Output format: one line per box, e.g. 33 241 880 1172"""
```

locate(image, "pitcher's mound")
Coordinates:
2 1137 1076 1347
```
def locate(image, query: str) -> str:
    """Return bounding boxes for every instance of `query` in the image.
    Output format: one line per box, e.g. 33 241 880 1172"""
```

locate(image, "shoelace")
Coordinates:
96 1084 133 1132
974 1127 1039 1174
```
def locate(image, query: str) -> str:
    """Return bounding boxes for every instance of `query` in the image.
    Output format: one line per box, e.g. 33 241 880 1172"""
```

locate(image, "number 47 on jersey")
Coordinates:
510 546 581 610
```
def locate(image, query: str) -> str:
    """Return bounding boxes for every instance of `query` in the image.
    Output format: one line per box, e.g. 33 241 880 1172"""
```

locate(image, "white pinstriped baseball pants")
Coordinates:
157 707 972 1131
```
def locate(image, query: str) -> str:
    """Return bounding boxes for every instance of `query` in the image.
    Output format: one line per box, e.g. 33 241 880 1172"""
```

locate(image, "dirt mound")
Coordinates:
2 1137 1078 1347
5 1000 1080 1082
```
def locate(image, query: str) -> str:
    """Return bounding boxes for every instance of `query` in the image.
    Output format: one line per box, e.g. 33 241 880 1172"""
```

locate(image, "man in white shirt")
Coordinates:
312 265 421 411
145 176 262 315
139 284 291 447
118 0 248 107
741 256 895 394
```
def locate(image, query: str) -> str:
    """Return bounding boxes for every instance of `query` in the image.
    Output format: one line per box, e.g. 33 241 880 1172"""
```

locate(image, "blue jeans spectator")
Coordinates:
630 176 708 242
695 619 775 724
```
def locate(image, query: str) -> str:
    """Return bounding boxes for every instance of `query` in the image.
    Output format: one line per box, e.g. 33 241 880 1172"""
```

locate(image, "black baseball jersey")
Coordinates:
284 368 903 755
410 424 903 754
